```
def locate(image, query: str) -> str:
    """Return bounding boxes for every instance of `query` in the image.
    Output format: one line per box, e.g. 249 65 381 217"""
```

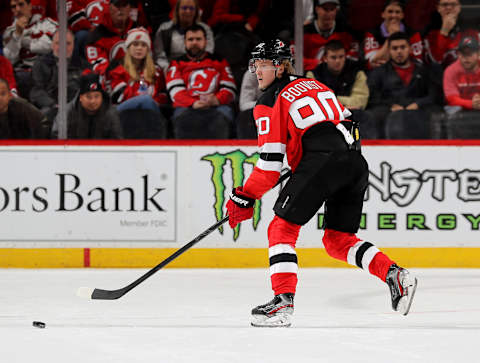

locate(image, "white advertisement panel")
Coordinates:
0 148 176 244
190 145 480 248
0 144 479 248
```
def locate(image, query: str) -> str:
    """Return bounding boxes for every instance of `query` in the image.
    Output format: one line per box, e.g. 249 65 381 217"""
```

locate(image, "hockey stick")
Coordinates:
77 169 292 300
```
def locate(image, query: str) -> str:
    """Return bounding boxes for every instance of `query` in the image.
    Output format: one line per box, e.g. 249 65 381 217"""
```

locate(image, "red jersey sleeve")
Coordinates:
243 99 288 199
214 59 236 105
86 39 109 74
363 31 381 68
165 60 196 107
108 64 130 103
67 0 93 32
425 29 450 64
153 67 168 105
0 55 18 96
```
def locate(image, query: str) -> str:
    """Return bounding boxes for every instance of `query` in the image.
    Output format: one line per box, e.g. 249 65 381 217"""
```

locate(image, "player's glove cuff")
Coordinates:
229 187 256 208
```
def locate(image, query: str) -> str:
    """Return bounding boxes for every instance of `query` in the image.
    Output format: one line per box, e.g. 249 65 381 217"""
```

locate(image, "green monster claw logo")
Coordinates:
202 150 261 240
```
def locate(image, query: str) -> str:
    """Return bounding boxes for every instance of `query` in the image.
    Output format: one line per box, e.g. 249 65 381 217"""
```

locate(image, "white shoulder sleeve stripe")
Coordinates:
166 78 184 89
259 142 286 154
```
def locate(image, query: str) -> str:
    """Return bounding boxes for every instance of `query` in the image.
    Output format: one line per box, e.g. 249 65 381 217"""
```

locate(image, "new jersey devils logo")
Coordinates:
188 68 219 95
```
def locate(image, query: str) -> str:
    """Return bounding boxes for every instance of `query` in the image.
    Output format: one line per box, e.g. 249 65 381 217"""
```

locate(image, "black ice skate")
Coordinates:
251 293 294 327
386 264 418 315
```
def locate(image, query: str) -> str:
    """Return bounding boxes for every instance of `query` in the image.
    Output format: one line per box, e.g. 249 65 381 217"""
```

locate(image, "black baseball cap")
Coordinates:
79 72 105 96
458 36 479 53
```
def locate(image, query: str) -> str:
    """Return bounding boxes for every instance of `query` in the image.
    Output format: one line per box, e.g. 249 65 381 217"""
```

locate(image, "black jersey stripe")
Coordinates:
68 11 86 26
355 242 374 269
270 253 298 266
260 152 284 162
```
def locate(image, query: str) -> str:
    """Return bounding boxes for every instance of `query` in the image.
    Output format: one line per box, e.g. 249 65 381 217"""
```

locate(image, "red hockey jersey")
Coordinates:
108 62 168 105
243 76 352 199
165 53 236 108
85 6 137 74
303 22 359 71
424 28 480 68
86 0 150 31
67 0 104 32
363 26 423 69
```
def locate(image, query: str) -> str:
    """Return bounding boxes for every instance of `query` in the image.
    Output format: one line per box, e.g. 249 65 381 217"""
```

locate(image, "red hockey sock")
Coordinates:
368 252 395 281
322 228 395 281
268 216 301 295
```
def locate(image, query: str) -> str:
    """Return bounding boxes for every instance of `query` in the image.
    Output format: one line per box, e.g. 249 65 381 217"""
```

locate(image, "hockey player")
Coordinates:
225 39 418 327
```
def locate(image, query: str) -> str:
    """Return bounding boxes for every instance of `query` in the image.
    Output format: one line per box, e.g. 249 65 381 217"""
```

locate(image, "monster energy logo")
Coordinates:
202 150 261 240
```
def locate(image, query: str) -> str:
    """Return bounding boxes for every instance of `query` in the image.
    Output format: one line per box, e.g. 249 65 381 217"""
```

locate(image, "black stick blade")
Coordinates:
77 287 127 300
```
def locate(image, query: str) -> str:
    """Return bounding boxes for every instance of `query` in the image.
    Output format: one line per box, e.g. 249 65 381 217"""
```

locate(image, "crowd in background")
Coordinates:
0 0 479 140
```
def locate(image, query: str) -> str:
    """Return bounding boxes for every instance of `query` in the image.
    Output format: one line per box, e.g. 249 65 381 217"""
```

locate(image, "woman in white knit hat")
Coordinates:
108 27 169 138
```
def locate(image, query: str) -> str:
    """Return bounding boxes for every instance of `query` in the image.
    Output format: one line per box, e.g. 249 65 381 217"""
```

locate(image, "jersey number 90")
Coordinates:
289 91 343 129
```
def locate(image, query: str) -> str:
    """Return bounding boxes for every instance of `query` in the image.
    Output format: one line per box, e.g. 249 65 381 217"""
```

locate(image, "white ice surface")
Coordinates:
1 268 479 363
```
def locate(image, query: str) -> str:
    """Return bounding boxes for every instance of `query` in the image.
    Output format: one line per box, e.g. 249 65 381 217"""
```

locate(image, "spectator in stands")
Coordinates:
51 72 123 139
0 54 18 96
30 0 57 19
166 24 236 139
303 0 359 71
207 0 267 34
307 40 377 139
154 0 214 72
235 69 261 139
2 0 57 98
30 30 90 125
0 77 49 138
367 32 438 139
108 27 169 138
85 0 137 75
364 0 423 69
67 0 102 60
207 0 267 86
443 36 480 138
424 0 480 69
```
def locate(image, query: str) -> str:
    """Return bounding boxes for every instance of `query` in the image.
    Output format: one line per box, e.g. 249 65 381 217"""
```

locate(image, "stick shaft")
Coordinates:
89 170 292 300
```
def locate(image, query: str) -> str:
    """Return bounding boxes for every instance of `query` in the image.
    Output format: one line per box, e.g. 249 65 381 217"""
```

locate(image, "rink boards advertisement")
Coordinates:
0 142 480 267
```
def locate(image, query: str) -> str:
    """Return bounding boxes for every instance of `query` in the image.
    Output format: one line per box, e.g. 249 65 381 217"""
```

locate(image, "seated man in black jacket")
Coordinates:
0 78 49 139
30 30 90 126
51 72 123 139
307 40 377 138
367 31 441 139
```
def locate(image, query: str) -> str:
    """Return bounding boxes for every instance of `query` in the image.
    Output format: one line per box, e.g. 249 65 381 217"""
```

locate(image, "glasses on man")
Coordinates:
180 5 195 11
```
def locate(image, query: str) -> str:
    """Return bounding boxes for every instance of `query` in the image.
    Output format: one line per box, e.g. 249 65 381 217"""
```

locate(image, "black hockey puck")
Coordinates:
32 321 46 328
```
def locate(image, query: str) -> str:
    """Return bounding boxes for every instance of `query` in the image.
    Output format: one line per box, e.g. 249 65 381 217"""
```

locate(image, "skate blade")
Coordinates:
398 276 418 316
251 313 292 327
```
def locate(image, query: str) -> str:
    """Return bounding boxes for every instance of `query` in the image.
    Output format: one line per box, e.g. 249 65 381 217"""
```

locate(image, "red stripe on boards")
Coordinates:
84 248 90 267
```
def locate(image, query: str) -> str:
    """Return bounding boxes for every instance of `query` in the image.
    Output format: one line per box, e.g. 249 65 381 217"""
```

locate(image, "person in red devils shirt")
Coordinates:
423 0 480 69
166 24 236 138
363 0 423 69
85 0 137 75
303 0 359 71
225 39 418 327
